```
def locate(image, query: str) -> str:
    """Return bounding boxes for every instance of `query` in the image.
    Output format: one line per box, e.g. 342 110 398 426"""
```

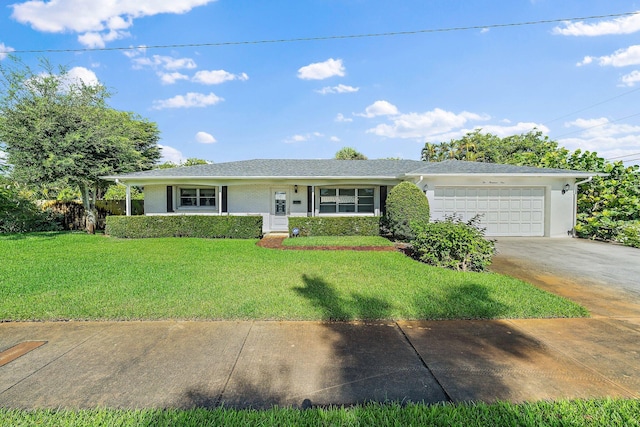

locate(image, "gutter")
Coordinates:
571 176 593 237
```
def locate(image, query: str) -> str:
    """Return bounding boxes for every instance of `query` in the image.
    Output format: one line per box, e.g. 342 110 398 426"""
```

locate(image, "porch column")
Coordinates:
311 186 315 216
218 186 222 215
125 185 132 217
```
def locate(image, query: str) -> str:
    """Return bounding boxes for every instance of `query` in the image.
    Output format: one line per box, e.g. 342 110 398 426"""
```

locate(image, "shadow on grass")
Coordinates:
295 274 510 321
294 274 392 321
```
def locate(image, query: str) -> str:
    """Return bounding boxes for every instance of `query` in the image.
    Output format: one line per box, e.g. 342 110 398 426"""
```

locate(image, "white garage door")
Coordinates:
432 187 545 237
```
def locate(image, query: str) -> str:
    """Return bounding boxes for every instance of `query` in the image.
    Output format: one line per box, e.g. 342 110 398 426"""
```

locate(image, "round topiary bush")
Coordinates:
384 181 430 241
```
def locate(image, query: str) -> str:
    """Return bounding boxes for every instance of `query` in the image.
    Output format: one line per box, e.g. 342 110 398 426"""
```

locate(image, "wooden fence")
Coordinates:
43 200 144 230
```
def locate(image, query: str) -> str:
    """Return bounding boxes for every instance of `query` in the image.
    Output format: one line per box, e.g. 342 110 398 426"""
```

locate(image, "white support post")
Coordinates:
125 185 132 216
218 186 222 215
311 186 315 216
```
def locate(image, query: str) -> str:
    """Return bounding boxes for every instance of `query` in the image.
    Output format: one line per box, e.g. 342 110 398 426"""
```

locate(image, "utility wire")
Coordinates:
543 86 640 126
554 111 640 139
1 11 638 55
607 152 640 160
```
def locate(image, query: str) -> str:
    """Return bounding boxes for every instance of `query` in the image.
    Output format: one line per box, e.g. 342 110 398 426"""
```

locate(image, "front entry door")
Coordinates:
270 190 289 231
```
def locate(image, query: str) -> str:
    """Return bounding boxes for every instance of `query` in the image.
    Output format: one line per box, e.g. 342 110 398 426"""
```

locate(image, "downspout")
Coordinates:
572 176 593 237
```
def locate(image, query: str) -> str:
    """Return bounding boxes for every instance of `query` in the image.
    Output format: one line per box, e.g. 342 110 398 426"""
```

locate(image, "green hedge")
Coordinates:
105 215 263 239
288 216 381 236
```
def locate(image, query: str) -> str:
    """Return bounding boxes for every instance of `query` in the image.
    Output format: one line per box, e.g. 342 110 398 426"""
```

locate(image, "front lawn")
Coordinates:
0 233 588 321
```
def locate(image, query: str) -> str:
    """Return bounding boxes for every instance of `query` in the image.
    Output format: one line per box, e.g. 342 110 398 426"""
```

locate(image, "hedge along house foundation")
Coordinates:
104 159 597 237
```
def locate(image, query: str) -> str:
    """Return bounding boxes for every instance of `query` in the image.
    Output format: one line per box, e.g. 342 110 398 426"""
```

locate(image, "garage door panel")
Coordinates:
433 186 545 237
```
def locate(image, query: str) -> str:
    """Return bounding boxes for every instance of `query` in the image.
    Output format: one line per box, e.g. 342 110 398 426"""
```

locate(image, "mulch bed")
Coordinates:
256 236 401 252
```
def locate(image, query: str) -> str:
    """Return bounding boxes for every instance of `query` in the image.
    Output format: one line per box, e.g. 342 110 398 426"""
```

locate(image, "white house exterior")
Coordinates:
105 159 597 237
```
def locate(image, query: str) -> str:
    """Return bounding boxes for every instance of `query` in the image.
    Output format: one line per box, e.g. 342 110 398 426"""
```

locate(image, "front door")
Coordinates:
270 190 289 231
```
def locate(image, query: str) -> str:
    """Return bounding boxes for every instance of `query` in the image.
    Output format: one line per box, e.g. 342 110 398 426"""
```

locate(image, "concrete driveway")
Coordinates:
490 237 640 318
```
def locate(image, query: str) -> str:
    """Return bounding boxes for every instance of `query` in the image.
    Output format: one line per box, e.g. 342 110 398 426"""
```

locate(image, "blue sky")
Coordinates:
1 0 640 165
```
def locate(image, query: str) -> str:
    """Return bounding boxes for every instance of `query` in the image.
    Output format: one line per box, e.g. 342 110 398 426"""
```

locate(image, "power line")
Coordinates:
554 111 640 139
543 86 640 126
1 11 638 55
607 152 640 160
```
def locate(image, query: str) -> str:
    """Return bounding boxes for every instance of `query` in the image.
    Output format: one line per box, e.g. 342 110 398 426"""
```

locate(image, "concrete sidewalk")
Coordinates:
1 317 639 409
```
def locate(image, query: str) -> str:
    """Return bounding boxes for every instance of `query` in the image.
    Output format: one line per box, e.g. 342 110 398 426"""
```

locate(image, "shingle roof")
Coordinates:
108 159 425 179
405 160 590 175
106 158 595 180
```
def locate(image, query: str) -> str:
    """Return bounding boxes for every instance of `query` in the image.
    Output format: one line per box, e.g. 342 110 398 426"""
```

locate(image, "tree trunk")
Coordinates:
80 184 96 234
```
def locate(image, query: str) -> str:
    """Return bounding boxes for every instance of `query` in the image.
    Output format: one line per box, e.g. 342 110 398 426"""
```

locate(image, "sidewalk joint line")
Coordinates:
395 322 453 403
215 321 254 406
0 326 111 397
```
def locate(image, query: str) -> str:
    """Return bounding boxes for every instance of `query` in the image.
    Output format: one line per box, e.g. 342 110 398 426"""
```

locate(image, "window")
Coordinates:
319 187 375 213
179 188 216 207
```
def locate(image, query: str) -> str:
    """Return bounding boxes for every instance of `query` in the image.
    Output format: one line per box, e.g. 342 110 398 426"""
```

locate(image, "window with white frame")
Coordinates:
319 188 374 213
179 188 216 207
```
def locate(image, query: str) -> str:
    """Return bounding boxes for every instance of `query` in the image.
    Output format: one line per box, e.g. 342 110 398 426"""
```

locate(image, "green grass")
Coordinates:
282 236 395 247
0 399 638 426
0 232 588 321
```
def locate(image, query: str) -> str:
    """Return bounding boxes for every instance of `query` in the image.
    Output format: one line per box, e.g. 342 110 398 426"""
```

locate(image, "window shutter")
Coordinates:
222 186 228 213
166 186 174 212
307 186 312 214
380 186 387 215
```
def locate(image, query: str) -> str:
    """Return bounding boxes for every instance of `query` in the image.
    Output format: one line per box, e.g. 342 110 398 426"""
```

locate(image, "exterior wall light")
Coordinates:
562 183 570 195
294 185 298 193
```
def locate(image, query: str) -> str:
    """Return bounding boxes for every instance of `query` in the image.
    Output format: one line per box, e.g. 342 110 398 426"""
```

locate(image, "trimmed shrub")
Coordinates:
105 215 263 239
289 216 380 236
384 182 430 241
411 215 495 272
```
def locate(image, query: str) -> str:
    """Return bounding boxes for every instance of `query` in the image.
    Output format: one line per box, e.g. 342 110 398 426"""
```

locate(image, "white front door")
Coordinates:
270 189 289 231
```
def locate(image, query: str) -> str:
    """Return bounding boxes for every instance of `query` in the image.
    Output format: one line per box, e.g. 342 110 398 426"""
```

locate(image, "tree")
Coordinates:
155 158 211 169
335 147 367 160
0 58 160 232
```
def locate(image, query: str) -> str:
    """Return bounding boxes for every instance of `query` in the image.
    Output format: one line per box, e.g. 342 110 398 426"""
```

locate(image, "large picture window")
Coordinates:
179 188 216 207
319 188 374 213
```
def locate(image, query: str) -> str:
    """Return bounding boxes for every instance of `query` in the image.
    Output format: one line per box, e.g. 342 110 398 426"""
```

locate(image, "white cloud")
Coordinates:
192 70 249 85
553 12 640 36
158 72 189 85
284 132 324 144
559 117 640 161
480 28 490 34
10 0 217 48
315 84 359 95
152 92 223 109
357 100 399 118
65 66 100 86
335 113 353 123
579 45 640 68
621 70 640 86
330 136 341 142
297 58 345 80
195 131 216 144
472 122 549 138
366 107 493 140
158 144 184 164
133 55 197 70
0 42 15 60
78 29 130 49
